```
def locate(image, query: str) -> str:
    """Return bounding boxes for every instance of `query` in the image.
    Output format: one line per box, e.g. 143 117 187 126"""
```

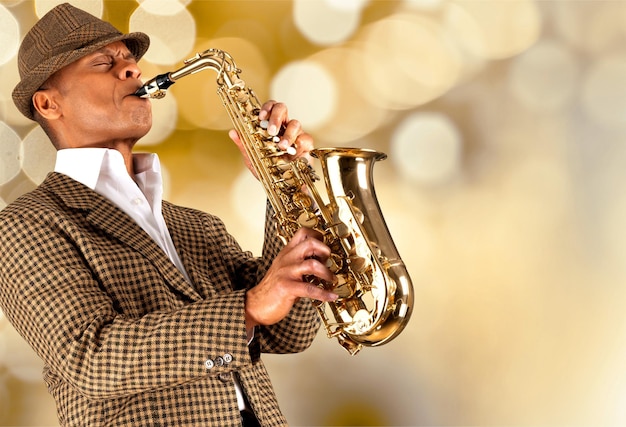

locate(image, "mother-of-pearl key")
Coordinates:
259 119 297 155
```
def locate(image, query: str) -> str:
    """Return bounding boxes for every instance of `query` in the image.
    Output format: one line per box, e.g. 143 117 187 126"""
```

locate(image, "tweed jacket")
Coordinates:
0 172 320 427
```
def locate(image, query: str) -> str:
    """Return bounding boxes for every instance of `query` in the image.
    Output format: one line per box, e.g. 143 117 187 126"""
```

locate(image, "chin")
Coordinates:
131 112 152 135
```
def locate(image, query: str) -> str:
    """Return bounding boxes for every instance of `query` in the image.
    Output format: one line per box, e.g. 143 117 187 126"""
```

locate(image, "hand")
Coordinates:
245 228 338 329
229 100 315 177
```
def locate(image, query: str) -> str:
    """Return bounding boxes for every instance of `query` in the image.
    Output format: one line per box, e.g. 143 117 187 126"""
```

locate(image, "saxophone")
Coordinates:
136 49 414 355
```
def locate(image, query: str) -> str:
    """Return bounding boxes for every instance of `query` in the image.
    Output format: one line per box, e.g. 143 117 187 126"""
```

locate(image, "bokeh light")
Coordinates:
0 4 20 66
130 1 196 65
551 0 626 54
231 169 266 237
21 126 55 183
136 0 188 15
508 39 579 113
307 46 388 145
354 13 462 110
391 112 462 185
270 60 337 131
0 56 31 128
581 52 626 129
401 0 444 11
293 0 364 46
0 121 21 185
444 0 541 60
35 0 102 17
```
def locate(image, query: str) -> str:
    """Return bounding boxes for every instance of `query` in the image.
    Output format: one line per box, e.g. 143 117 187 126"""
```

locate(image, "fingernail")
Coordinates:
268 124 277 136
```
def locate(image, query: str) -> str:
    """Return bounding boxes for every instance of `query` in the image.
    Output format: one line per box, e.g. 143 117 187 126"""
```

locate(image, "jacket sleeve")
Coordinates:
195 202 321 355
0 201 252 401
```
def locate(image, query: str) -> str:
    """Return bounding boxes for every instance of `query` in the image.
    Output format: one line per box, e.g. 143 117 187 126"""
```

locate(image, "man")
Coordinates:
0 3 337 426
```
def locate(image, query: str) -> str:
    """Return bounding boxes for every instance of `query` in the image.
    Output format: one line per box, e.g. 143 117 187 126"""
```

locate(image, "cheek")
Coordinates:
60 93 105 122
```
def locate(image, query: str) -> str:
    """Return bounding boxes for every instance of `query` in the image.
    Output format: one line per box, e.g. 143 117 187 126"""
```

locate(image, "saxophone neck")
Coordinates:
134 49 241 99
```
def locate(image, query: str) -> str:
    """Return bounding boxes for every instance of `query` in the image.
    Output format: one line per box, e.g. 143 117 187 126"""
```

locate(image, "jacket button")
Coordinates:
215 356 224 367
223 353 233 364
204 359 214 369
218 372 231 382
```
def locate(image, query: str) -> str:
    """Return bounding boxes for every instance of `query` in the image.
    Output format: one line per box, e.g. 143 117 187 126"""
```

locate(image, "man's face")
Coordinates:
43 41 152 148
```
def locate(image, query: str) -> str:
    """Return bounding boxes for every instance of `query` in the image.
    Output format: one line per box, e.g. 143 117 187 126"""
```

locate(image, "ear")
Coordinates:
32 89 62 120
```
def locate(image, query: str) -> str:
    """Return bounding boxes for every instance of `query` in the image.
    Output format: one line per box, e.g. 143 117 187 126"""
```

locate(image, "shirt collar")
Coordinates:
54 148 160 191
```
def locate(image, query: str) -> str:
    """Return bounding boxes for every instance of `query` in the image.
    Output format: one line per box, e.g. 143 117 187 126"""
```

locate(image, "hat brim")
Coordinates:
12 31 150 120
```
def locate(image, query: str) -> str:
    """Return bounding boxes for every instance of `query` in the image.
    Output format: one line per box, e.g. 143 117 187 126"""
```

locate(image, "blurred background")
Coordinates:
1 0 626 425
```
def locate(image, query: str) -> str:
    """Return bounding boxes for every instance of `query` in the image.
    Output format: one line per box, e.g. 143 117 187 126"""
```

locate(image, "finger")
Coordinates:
284 132 314 158
277 119 304 153
258 100 276 121
266 102 288 136
279 119 302 146
297 281 338 302
298 258 336 283
289 227 325 245
288 230 330 260
228 128 241 146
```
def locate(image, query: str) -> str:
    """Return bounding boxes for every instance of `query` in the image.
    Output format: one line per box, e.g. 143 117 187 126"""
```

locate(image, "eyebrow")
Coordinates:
93 45 136 60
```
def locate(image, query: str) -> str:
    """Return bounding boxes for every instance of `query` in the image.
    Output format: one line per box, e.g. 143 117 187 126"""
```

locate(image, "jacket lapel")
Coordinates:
43 173 202 302
162 201 216 299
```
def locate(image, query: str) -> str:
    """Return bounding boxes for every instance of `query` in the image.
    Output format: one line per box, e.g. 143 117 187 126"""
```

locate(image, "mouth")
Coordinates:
126 88 147 98
132 85 146 97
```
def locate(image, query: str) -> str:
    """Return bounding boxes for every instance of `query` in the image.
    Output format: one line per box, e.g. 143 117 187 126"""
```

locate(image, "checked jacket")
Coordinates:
0 172 320 426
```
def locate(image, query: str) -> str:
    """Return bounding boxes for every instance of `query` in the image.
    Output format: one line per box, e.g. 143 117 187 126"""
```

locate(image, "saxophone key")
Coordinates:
330 273 355 298
325 253 342 273
272 160 291 173
297 211 318 228
291 191 312 209
348 255 369 273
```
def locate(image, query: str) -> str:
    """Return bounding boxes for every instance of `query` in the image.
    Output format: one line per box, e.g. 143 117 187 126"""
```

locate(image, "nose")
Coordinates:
118 59 142 81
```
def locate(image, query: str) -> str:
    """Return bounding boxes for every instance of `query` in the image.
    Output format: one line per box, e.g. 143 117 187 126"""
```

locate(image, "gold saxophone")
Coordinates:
136 49 413 355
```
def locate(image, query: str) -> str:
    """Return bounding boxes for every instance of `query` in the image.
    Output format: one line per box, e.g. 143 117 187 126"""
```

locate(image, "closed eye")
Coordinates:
91 55 113 68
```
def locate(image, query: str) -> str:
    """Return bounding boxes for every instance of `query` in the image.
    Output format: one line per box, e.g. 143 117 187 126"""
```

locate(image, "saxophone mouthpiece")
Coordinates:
134 73 175 98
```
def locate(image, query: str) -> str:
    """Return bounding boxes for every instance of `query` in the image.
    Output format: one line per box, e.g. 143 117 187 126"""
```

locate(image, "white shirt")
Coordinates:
54 148 248 411
55 148 191 283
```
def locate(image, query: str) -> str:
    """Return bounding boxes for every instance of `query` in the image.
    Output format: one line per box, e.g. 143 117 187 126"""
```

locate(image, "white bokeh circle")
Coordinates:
0 121 22 185
21 126 56 184
391 112 462 185
270 60 337 131
35 0 103 17
444 0 541 60
581 52 626 129
0 4 20 66
137 0 188 15
130 3 196 65
231 168 265 236
293 0 363 45
508 39 579 113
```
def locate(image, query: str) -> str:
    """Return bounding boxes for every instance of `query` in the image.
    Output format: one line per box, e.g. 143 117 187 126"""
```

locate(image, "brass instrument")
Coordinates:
136 49 413 355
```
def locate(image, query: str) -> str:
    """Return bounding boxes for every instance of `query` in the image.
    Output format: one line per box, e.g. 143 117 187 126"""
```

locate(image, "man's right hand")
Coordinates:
245 228 338 330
